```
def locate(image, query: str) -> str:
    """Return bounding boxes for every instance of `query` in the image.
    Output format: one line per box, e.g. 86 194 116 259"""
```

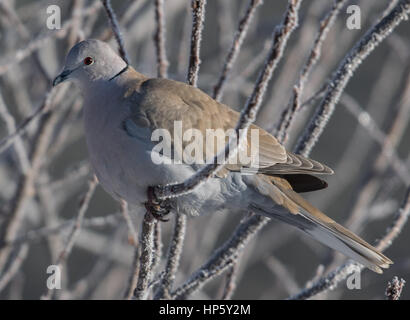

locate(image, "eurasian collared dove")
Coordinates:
53 39 392 273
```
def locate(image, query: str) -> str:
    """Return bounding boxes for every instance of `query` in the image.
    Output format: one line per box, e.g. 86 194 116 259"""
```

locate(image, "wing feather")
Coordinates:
124 76 332 177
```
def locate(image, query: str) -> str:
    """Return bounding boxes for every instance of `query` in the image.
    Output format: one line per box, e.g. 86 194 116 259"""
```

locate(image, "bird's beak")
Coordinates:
53 69 72 87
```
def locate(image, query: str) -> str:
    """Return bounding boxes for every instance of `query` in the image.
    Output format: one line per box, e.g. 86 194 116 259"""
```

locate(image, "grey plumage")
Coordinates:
53 39 392 273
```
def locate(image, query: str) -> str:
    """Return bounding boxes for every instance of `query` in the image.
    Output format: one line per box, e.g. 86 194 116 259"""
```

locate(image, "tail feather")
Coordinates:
254 176 393 273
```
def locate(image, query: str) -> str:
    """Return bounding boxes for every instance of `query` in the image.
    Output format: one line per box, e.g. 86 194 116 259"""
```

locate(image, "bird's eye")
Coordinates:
83 57 94 65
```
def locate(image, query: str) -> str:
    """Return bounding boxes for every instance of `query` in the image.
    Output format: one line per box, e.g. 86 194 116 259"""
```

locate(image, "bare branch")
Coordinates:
154 0 303 201
171 215 268 299
0 89 55 156
341 93 410 183
288 187 410 300
186 0 207 86
275 0 348 143
0 244 28 293
0 86 69 274
295 0 410 157
0 1 101 76
153 0 169 78
133 212 155 300
220 260 240 300
0 90 30 173
385 276 406 300
155 213 186 299
120 200 138 246
42 176 98 300
213 0 263 101
0 213 120 250
101 0 130 64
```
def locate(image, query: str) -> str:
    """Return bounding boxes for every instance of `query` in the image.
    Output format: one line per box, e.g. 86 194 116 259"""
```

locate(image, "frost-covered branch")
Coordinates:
295 0 410 157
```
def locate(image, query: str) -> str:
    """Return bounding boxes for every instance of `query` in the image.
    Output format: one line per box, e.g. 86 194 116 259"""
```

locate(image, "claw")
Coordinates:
144 186 171 222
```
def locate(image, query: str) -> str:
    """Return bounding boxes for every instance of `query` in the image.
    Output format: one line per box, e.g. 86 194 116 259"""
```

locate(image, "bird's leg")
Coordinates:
144 186 171 222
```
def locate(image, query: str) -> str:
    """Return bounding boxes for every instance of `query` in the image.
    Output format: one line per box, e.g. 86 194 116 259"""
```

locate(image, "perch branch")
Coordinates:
133 212 155 300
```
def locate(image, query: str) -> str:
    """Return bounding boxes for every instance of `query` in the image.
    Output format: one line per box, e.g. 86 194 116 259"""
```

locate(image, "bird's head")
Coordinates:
53 39 127 87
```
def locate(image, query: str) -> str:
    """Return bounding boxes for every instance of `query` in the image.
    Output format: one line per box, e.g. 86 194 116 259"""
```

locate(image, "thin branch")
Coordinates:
288 187 410 300
265 256 300 295
120 200 138 246
385 276 406 300
42 176 98 300
0 244 28 292
154 0 303 201
152 221 163 278
0 86 69 274
0 213 120 250
0 1 101 76
154 213 187 299
344 67 410 232
295 0 410 157
124 246 141 300
0 89 55 156
186 0 207 86
213 0 263 101
275 0 348 143
133 212 155 300
101 0 130 64
220 260 240 300
155 1 303 299
341 93 410 183
0 90 30 173
153 0 169 78
171 215 269 299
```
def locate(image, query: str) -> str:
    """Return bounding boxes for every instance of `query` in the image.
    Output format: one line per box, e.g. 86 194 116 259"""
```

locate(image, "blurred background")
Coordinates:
0 0 409 299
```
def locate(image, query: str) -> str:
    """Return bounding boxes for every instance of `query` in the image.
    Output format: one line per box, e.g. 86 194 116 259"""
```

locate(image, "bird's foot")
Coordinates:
144 186 171 222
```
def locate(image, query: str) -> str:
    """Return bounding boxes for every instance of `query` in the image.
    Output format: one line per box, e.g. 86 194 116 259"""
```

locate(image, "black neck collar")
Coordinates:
109 64 129 81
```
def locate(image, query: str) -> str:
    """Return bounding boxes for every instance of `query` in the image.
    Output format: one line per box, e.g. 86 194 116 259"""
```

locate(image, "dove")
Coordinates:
53 39 392 273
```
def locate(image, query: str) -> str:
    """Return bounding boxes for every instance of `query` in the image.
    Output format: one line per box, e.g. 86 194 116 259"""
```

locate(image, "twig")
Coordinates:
0 244 28 292
344 67 410 232
154 0 303 201
120 200 138 246
155 213 187 299
220 261 240 300
266 256 300 295
0 89 55 156
385 276 406 300
0 213 120 250
341 93 409 183
153 0 169 78
133 212 155 300
294 0 410 157
152 221 163 278
171 215 269 299
42 176 98 300
288 187 410 300
159 0 303 299
0 86 69 274
275 0 348 143
0 90 30 173
101 0 130 64
124 246 141 300
212 0 263 101
0 1 101 76
186 0 207 86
